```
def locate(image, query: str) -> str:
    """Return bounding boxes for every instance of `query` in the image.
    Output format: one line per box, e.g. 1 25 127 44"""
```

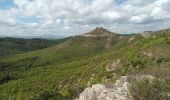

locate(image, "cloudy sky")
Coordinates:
0 0 170 38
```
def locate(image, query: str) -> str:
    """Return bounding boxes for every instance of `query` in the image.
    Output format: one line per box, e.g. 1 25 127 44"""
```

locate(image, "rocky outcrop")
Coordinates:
128 37 135 43
81 27 117 37
105 36 112 50
140 31 156 38
75 76 132 100
106 59 122 72
143 51 153 57
141 31 153 38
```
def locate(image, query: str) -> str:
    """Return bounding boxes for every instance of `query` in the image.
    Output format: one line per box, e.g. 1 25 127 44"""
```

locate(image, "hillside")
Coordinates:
0 38 67 57
0 28 170 100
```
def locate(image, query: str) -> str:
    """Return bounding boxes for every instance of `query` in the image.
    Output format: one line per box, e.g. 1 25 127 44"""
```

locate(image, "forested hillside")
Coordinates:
0 28 170 100
0 37 67 57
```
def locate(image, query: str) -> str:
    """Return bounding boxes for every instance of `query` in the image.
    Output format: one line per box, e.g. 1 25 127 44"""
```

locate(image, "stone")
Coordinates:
75 76 132 100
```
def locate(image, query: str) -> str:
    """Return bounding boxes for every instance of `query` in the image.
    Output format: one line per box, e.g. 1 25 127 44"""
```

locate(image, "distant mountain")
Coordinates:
81 27 118 37
0 37 67 57
0 27 170 100
0 35 65 39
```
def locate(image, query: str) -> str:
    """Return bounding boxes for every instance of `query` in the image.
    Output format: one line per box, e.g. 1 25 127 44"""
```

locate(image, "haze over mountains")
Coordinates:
1 26 169 39
0 34 65 39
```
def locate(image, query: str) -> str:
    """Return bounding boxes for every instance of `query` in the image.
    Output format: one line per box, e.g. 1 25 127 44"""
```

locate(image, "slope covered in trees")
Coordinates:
0 37 68 57
0 28 170 99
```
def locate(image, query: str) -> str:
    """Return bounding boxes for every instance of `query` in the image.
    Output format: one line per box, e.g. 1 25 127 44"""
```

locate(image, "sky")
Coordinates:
0 0 170 38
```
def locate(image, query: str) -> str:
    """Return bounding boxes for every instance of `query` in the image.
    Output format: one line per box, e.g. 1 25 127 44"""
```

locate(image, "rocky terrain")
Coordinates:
75 76 131 100
81 27 117 37
75 75 158 100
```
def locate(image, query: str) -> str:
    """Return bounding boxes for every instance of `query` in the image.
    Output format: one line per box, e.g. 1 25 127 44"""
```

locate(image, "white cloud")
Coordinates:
0 8 18 27
129 15 150 24
0 0 170 37
102 11 121 21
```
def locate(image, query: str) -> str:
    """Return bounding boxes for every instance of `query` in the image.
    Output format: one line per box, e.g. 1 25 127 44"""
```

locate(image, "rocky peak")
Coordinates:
81 27 117 37
94 27 108 32
141 31 155 38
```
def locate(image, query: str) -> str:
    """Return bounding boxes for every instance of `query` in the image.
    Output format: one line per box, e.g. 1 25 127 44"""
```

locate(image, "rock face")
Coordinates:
140 31 156 38
81 27 117 37
75 76 132 100
141 31 152 38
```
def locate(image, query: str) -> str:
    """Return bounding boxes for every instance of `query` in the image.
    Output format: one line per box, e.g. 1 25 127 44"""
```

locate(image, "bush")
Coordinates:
129 78 170 100
59 89 71 97
31 91 68 100
0 74 14 84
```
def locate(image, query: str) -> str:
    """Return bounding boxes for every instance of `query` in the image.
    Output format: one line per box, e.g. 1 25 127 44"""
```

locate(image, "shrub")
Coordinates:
129 78 170 100
31 91 68 100
0 74 14 85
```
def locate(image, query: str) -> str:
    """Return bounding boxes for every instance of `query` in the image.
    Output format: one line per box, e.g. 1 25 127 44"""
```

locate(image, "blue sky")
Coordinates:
0 0 127 25
0 0 15 9
116 0 127 4
0 0 40 25
0 0 170 38
17 16 41 24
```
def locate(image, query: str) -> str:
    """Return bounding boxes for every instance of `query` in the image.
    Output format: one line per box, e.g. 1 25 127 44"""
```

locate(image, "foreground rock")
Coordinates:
75 76 132 100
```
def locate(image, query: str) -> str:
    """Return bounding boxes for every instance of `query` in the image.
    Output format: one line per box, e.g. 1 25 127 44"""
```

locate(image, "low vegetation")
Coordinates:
129 78 170 100
0 28 170 99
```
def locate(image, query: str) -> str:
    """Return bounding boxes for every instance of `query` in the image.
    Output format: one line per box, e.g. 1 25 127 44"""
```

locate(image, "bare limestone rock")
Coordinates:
81 27 117 37
76 84 106 100
128 37 135 43
140 31 156 38
75 76 132 100
140 31 152 38
143 51 153 57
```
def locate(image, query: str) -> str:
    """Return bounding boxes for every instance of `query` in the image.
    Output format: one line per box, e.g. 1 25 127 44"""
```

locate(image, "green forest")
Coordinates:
0 29 170 100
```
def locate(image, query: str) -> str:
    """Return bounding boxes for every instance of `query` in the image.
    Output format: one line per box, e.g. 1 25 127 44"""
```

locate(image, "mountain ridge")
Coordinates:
80 27 119 37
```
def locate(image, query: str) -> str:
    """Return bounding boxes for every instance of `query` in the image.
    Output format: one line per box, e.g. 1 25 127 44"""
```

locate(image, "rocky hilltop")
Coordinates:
140 31 154 38
81 27 118 37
